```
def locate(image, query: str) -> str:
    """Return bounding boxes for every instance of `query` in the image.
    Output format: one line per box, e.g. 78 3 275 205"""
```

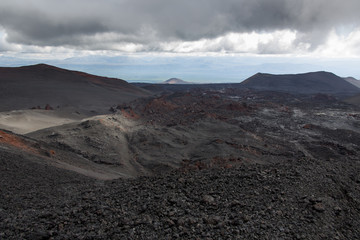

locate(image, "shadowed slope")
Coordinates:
241 71 360 95
0 64 150 113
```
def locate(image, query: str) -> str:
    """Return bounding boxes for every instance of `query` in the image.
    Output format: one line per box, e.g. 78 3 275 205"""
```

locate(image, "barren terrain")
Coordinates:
1 66 360 239
0 109 85 134
0 64 150 114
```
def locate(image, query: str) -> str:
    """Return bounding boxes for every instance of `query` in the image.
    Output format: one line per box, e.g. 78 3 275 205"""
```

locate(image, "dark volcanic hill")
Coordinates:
240 71 360 95
0 64 150 113
162 78 192 84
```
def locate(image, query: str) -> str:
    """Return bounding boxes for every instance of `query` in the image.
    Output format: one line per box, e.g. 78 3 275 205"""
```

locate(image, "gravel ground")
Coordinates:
1 90 360 239
1 150 359 239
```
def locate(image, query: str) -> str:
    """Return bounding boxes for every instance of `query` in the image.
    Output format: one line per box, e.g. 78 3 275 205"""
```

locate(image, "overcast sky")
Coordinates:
0 0 360 81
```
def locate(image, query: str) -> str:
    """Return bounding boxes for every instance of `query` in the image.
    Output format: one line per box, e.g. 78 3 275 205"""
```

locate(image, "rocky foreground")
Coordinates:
1 149 360 239
1 90 360 239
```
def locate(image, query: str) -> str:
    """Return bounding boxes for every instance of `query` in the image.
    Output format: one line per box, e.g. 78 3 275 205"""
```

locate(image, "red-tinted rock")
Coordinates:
45 104 53 110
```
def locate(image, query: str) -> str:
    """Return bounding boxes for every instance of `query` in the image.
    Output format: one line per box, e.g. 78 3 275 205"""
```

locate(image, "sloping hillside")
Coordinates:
0 64 150 113
344 77 360 88
241 71 360 95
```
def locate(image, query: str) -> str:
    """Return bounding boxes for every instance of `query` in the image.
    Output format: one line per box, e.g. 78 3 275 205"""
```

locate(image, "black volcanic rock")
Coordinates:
241 71 360 95
344 93 360 105
1 150 360 239
1 86 360 239
0 64 150 113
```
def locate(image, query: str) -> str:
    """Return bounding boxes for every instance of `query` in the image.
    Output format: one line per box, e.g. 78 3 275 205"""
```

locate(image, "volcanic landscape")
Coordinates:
1 64 360 239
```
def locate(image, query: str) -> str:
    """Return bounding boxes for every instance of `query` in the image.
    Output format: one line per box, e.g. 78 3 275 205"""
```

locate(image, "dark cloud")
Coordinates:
0 0 359 52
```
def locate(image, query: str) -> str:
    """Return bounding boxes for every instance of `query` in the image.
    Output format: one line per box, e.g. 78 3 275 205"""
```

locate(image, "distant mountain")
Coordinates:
344 77 360 89
240 71 360 95
162 78 192 84
0 64 150 113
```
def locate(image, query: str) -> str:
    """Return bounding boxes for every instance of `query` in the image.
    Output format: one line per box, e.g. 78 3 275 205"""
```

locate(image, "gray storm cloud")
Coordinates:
0 0 359 53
